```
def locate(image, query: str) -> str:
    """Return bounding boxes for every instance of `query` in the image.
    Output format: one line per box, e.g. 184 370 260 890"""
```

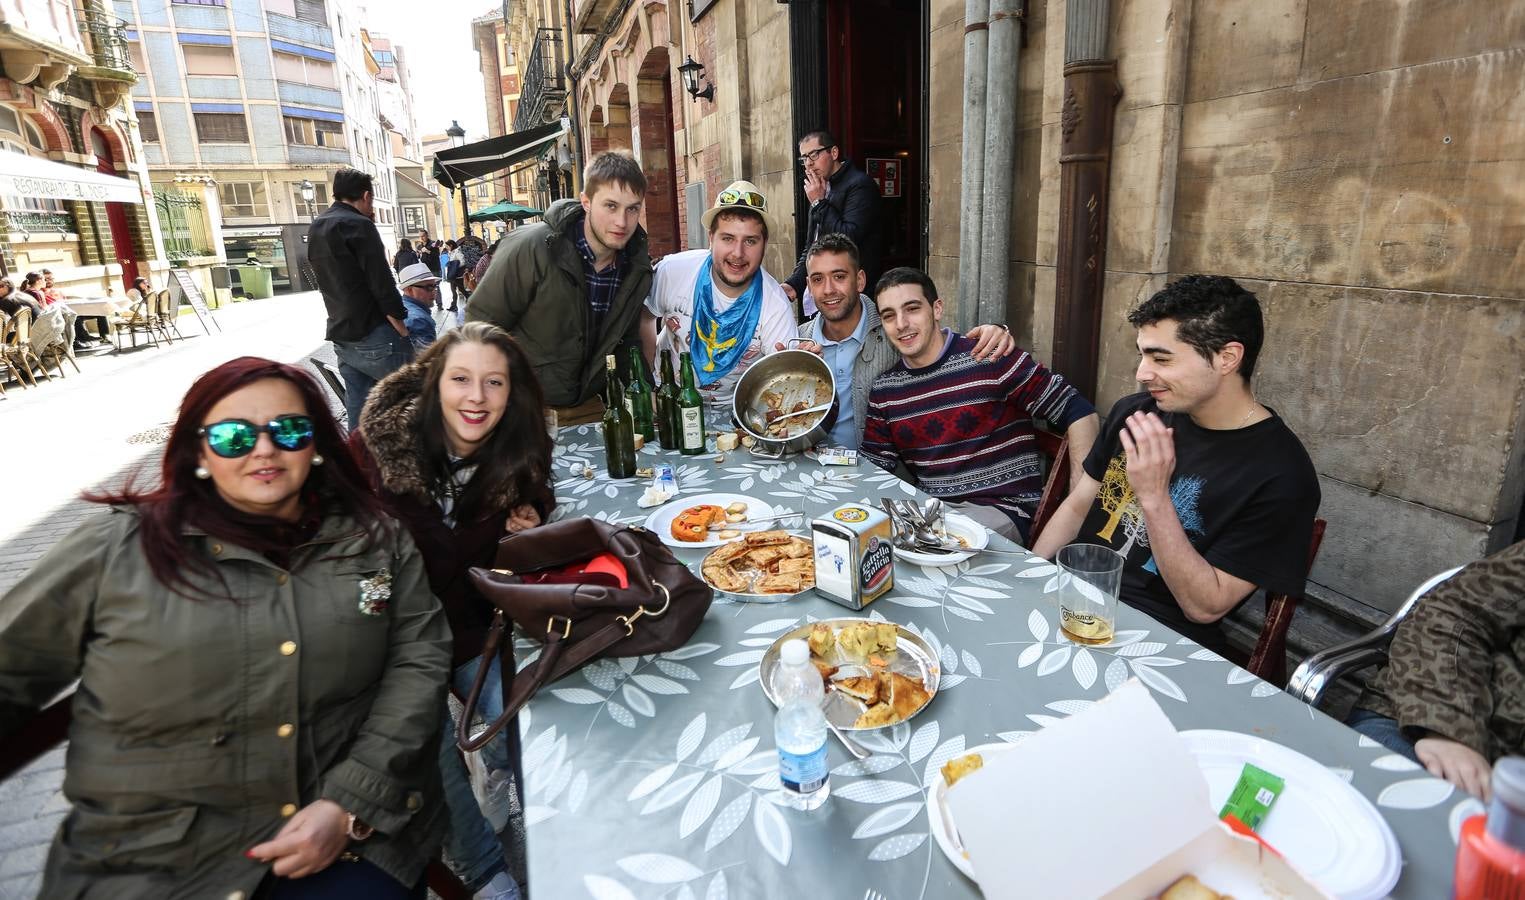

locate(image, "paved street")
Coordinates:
0 291 340 900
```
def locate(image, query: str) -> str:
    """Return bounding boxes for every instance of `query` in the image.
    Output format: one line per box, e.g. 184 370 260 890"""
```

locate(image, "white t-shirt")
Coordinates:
645 248 797 428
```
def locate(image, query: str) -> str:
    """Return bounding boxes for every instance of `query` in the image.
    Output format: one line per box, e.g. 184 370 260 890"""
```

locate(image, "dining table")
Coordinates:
63 296 127 317
520 424 1465 900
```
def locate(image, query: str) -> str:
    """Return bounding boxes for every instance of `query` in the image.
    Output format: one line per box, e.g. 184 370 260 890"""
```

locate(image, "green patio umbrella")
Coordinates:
468 200 543 223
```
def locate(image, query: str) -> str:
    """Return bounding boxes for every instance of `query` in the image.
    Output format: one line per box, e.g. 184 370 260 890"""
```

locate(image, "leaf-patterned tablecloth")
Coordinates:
524 428 1465 900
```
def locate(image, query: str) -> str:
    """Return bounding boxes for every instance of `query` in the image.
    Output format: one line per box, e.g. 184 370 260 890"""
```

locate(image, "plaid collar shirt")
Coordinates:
574 221 625 326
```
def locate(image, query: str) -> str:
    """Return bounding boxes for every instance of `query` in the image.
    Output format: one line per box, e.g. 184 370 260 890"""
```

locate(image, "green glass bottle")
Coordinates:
625 346 656 443
677 351 707 456
602 354 637 478
655 351 680 450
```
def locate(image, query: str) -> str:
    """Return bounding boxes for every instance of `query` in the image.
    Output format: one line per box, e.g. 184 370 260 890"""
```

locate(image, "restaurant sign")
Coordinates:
0 151 143 205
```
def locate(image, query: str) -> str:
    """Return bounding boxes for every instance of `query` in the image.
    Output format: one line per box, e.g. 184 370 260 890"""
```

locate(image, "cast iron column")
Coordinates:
1051 0 1119 402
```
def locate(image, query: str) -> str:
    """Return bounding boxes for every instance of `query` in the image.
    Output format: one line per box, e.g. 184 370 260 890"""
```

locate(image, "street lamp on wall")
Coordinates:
678 56 715 102
300 178 315 219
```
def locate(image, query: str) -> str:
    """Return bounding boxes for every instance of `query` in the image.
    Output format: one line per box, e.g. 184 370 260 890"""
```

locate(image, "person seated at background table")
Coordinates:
15 271 77 355
782 233 1021 450
42 268 112 347
860 267 1099 544
1347 539 1524 802
640 179 797 426
395 263 440 352
0 356 451 899
1031 275 1321 656
0 275 41 319
126 275 154 302
352 323 555 900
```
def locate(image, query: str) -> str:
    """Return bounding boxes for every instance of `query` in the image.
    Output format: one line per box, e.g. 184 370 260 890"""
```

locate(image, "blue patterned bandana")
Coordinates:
689 255 763 387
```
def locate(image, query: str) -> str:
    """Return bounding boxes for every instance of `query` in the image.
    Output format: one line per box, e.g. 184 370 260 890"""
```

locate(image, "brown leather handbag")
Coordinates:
457 517 713 751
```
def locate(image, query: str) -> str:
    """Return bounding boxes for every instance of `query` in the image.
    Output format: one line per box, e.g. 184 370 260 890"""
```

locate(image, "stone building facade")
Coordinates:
553 0 1522 629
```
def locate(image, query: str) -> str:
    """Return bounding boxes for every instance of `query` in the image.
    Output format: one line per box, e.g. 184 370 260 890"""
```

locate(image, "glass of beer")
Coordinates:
1056 544 1124 645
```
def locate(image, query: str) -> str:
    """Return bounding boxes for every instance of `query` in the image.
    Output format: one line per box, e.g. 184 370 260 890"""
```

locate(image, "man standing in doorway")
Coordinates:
782 129 883 317
307 167 413 431
468 151 653 423
641 180 797 427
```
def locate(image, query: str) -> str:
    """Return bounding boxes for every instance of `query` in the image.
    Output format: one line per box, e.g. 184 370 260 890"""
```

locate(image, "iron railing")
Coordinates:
4 211 76 234
513 28 566 133
76 4 134 74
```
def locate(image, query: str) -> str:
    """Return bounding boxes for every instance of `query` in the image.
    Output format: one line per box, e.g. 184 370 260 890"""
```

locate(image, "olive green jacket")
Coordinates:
465 198 653 407
0 505 452 899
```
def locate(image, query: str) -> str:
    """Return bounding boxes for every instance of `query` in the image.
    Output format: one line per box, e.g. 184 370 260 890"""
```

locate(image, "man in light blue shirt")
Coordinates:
786 233 1018 449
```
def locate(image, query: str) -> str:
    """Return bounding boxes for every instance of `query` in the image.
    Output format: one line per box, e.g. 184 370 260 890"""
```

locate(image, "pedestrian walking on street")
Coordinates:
352 323 555 900
307 168 415 430
0 356 451 899
393 237 420 273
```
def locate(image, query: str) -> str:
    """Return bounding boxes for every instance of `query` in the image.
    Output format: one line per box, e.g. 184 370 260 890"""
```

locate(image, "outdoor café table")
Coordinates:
63 297 126 317
523 426 1462 899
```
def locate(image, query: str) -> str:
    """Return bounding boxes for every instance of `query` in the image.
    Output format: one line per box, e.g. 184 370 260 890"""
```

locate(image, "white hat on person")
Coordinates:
397 262 440 289
699 179 778 239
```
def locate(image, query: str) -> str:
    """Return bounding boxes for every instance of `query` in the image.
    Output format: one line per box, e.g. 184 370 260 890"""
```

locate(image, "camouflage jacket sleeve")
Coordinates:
1361 540 1525 760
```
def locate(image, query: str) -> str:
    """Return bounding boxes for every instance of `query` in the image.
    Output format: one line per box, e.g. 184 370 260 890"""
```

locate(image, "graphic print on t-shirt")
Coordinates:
1091 451 1207 573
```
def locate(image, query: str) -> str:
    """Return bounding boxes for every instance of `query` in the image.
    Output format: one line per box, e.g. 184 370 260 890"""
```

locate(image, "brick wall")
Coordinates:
633 77 677 257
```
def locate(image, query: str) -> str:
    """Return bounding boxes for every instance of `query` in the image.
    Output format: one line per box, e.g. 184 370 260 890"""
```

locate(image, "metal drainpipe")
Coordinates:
956 0 989 329
1051 0 1120 402
976 0 1021 326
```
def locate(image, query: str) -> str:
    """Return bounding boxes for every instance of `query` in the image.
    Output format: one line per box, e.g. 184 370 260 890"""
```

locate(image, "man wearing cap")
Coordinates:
640 180 796 426
395 262 440 351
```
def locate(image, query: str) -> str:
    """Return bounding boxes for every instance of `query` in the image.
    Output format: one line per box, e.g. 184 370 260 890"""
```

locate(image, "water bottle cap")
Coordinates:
1494 756 1525 811
780 639 809 666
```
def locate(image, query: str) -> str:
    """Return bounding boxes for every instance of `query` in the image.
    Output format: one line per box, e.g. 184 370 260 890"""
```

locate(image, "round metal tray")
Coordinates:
699 535 813 604
758 618 941 730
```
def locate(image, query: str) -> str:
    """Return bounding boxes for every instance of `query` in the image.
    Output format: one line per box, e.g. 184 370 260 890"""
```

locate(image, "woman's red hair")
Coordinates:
88 356 390 597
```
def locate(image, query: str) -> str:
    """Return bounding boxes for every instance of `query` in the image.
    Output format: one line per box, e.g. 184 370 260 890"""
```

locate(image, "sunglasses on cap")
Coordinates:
717 189 767 211
198 415 316 458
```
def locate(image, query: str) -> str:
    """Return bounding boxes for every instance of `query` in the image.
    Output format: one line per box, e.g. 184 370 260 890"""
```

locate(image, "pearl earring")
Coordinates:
311 453 325 466
194 466 211 480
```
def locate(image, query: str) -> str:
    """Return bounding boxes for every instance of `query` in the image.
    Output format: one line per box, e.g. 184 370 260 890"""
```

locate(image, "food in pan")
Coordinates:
837 621 899 659
940 752 985 788
700 533 816 595
851 672 932 729
807 622 835 658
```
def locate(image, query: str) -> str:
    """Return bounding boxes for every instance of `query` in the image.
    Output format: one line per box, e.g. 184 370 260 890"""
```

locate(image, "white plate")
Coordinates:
893 512 989 567
928 731 1401 899
643 492 786 549
1180 729 1401 900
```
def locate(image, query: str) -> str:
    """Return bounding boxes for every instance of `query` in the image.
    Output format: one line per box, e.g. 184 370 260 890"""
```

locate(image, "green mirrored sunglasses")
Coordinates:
198 415 315 458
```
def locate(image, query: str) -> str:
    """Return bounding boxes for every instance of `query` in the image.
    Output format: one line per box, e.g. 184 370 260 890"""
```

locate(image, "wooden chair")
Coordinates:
0 311 27 390
1028 430 1071 547
157 289 184 342
3 307 51 385
110 297 160 350
1244 517 1327 686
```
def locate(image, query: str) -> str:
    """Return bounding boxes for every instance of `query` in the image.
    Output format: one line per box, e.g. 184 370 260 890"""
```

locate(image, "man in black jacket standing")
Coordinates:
307 168 413 430
782 129 883 317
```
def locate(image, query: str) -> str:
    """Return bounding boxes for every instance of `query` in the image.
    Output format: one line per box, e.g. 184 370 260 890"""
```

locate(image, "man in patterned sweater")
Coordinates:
861 267 1099 544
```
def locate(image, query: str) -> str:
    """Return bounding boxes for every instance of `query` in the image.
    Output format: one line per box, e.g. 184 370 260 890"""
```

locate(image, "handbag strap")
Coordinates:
456 608 638 752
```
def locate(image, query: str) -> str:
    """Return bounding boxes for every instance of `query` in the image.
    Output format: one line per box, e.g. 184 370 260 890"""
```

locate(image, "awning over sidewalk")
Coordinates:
431 121 565 191
0 150 144 205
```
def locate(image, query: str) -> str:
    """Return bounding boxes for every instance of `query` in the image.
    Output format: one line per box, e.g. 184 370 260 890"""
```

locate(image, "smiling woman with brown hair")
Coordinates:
351 321 554 899
0 356 451 899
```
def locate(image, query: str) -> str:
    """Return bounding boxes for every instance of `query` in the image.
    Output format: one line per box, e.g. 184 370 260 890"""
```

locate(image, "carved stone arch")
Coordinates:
81 109 130 169
0 81 72 153
605 83 633 153
585 105 608 156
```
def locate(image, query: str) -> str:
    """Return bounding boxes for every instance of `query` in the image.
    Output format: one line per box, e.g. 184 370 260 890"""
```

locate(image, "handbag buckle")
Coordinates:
547 615 572 639
615 583 671 637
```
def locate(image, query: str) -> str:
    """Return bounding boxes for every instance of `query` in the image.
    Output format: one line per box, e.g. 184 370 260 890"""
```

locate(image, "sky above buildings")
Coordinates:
368 3 494 140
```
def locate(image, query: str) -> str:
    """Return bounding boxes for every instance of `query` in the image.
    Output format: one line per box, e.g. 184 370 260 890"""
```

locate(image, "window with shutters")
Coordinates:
294 0 326 25
139 111 159 143
283 116 346 149
273 52 336 88
194 112 248 143
183 44 237 76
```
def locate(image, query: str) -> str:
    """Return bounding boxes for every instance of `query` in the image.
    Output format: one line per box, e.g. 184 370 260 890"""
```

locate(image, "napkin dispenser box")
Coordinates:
810 503 894 610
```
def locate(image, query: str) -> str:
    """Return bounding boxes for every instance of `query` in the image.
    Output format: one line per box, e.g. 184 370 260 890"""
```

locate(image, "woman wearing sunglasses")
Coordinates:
351 322 553 900
0 357 451 899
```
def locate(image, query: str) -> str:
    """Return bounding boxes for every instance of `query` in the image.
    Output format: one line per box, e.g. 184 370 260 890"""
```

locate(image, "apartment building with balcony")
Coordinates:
119 0 402 295
0 0 179 297
471 5 572 213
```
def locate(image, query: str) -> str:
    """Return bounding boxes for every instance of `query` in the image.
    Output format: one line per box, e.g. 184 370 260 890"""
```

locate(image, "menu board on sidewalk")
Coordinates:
169 268 220 335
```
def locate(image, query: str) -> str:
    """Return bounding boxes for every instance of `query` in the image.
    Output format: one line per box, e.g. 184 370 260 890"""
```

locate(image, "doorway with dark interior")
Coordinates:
790 0 927 279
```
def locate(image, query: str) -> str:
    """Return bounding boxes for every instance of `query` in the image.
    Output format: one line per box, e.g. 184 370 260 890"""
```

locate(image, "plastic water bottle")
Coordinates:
1454 756 1525 900
773 639 831 810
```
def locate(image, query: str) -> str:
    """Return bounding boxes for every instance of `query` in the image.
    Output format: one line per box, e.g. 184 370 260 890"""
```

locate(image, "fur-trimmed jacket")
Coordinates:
351 361 555 666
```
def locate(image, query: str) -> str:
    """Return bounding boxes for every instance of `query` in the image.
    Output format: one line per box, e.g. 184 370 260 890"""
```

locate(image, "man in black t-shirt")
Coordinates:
1032 275 1320 653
